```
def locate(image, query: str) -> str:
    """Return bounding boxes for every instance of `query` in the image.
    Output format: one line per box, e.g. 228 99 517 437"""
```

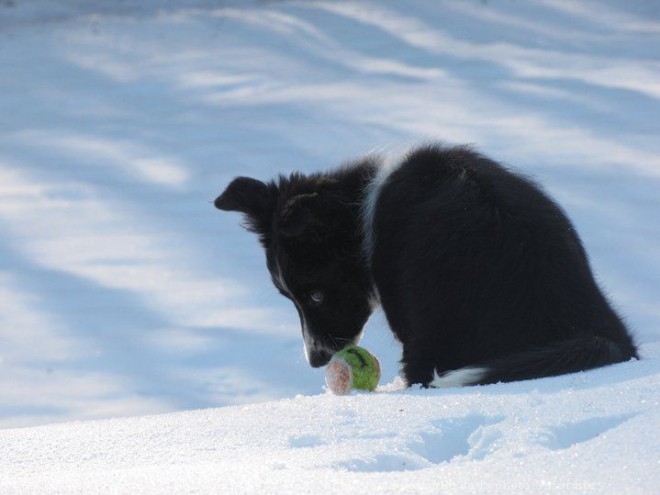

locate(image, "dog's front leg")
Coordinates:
401 343 437 387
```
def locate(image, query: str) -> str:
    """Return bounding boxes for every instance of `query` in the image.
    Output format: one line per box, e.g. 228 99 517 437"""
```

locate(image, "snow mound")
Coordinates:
2 358 659 494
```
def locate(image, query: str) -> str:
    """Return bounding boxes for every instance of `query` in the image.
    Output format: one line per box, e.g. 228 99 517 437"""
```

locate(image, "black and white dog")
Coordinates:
215 144 637 387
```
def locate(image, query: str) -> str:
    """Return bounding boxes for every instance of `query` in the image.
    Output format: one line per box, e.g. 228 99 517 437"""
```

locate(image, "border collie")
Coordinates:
215 144 637 387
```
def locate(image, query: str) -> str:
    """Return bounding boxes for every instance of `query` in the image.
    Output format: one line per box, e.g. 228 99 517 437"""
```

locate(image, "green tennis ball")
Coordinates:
325 345 381 395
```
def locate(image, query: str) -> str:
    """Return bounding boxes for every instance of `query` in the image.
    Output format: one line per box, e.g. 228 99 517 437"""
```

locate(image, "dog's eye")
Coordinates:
309 290 324 305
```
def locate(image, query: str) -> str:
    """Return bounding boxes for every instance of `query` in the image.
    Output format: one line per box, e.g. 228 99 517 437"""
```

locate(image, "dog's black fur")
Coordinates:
215 144 638 387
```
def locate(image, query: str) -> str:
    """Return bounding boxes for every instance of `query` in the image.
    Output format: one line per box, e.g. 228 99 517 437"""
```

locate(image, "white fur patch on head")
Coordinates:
360 151 407 261
275 258 290 296
275 258 315 364
301 320 314 365
430 367 488 388
302 341 310 364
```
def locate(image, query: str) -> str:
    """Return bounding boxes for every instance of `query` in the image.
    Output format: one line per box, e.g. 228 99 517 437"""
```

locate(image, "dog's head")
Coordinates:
215 173 374 367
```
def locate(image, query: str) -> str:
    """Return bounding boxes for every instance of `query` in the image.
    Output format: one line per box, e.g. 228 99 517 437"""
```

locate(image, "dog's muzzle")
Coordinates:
303 336 334 368
308 348 333 368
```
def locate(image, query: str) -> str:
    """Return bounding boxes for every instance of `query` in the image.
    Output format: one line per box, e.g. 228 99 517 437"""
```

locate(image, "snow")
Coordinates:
2 367 659 494
0 0 659 492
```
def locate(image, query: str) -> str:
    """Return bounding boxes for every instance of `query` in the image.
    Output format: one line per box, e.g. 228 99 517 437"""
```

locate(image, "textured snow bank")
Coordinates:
1 356 658 494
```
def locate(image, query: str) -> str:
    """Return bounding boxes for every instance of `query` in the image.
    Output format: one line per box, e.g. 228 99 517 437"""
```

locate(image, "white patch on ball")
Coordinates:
325 355 353 395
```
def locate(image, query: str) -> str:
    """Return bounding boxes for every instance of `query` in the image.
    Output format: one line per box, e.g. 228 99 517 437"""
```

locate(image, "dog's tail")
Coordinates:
431 334 638 388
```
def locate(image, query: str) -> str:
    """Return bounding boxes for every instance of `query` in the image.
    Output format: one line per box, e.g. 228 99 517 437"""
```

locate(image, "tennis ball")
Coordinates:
325 345 381 395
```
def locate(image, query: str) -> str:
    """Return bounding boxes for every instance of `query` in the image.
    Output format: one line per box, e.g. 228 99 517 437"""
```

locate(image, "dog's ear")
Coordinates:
278 193 320 237
215 177 277 238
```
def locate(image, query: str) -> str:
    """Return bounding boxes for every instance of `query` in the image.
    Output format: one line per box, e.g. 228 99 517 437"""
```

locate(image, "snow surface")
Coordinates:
1 367 659 494
1 0 659 492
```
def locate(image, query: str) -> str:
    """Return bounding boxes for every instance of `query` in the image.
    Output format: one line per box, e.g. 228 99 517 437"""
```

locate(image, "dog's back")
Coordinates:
366 145 637 386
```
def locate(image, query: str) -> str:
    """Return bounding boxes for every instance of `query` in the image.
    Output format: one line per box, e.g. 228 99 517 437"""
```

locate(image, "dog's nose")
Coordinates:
309 348 332 368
